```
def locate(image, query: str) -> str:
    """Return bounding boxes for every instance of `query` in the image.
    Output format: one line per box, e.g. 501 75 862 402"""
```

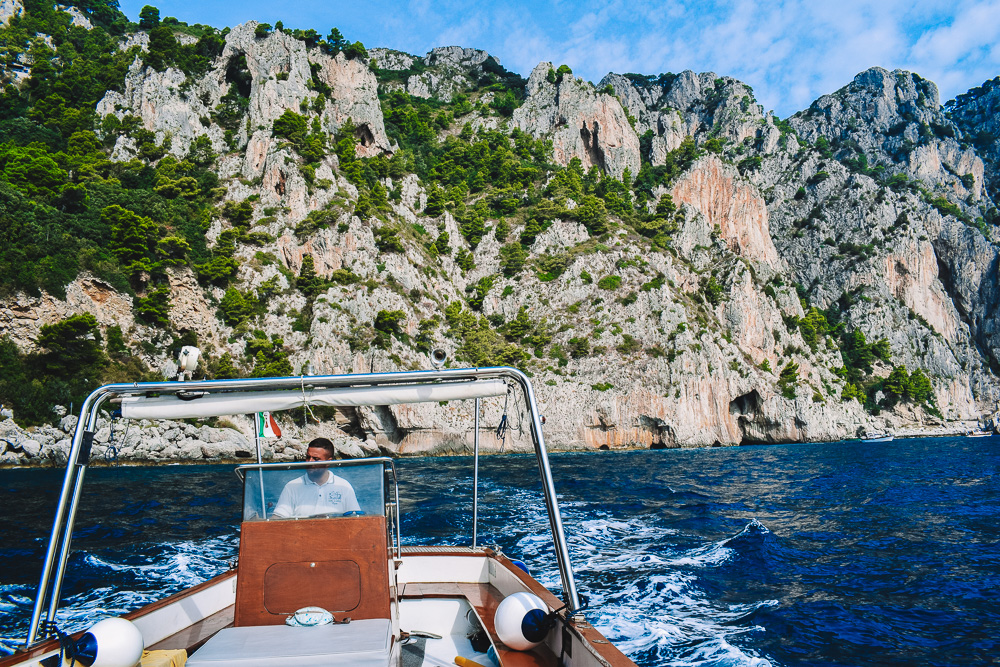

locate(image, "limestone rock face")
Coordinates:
1 275 134 352
0 412 376 466
368 48 413 71
671 156 780 266
97 56 226 157
167 267 224 350
949 77 1000 203
98 22 391 159
63 6 92 29
514 62 640 179
927 216 1000 379
789 67 983 202
881 240 963 344
308 48 392 156
426 46 496 71
371 46 504 102
767 67 1000 404
220 23 314 141
0 0 22 26
8 15 1000 461
756 128 989 418
600 70 768 165
118 31 149 53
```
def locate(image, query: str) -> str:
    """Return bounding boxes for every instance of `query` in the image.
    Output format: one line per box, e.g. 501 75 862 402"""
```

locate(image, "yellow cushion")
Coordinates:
140 649 187 667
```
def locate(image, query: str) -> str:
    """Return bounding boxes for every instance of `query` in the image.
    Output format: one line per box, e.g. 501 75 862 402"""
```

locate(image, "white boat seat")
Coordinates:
185 618 395 667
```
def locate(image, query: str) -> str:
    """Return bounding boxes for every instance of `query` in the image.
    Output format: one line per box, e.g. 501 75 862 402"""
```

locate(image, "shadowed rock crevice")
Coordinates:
933 239 1000 370
730 389 763 416
370 405 402 444
333 407 367 441
638 416 677 449
354 123 375 147
934 250 966 319
730 389 783 445
225 52 253 98
580 121 607 173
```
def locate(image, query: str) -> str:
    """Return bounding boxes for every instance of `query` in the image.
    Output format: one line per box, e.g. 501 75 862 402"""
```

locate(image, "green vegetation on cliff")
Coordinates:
0 2 988 438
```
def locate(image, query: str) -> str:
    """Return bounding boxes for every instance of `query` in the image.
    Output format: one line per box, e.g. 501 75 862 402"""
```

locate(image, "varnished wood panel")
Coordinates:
263 560 361 613
235 517 390 626
145 605 234 653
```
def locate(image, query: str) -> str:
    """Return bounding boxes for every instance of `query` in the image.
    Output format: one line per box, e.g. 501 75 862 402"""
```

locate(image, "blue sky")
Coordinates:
120 0 1000 118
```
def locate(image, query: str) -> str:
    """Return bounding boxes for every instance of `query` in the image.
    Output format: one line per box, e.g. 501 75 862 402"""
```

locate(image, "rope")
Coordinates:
495 388 510 452
42 621 76 666
105 416 121 465
300 375 319 425
510 382 526 436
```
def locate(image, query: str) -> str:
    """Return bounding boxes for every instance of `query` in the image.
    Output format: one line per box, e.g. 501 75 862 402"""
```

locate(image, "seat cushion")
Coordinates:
186 619 394 667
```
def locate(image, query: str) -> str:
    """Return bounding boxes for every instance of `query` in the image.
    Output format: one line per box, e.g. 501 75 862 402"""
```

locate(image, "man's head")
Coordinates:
306 438 335 461
305 437 335 482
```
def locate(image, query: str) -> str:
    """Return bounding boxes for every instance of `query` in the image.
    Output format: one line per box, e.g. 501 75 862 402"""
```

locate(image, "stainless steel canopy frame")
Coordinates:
24 366 581 647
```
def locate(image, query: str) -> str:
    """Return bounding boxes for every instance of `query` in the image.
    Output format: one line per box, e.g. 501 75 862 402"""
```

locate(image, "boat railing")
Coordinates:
24 366 580 648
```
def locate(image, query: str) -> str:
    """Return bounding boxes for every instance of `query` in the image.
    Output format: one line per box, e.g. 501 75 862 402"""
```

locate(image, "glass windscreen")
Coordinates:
241 462 386 521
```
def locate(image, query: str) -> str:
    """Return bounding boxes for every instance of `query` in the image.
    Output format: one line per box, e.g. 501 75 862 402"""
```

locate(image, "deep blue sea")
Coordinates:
1 436 999 666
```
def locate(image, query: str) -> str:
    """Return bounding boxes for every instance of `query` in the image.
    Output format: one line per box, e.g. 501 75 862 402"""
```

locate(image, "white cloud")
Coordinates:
434 14 487 49
910 1 1000 64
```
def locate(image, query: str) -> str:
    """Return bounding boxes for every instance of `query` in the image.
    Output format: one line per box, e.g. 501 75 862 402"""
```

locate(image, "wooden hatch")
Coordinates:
234 516 391 626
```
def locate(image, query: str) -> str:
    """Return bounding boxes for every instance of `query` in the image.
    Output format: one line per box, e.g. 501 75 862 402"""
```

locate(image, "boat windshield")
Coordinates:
240 461 387 521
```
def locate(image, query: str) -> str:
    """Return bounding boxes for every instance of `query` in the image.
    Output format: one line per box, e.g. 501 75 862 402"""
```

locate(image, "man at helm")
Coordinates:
272 437 361 518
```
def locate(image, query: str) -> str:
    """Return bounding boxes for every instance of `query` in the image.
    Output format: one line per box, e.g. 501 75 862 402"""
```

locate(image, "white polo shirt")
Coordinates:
271 472 361 518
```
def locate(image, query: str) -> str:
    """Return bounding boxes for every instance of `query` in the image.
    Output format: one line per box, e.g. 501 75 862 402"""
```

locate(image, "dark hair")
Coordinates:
307 437 336 458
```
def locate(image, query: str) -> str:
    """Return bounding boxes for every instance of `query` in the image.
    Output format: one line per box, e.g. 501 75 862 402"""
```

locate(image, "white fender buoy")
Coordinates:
494 592 550 651
65 617 144 667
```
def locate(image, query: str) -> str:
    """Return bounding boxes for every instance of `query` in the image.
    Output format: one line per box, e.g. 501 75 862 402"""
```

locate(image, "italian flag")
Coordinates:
257 412 281 439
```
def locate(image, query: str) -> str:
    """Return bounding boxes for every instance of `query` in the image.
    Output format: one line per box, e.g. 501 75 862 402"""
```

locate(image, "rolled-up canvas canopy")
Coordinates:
120 379 508 420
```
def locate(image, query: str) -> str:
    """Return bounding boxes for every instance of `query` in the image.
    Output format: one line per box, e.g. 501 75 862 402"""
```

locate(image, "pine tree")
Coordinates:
297 255 326 298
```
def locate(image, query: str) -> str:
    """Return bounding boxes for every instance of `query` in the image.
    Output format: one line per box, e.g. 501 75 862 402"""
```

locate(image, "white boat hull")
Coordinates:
1 548 634 667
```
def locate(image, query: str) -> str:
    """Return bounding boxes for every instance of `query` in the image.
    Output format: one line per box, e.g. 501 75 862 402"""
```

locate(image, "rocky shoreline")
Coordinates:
1 6 1000 470
0 413 985 469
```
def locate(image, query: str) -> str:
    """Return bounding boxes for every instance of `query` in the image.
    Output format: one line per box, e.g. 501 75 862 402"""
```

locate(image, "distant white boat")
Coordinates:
966 429 993 438
860 433 894 443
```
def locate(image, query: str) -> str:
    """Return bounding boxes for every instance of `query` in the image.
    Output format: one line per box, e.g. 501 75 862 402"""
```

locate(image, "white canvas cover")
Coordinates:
120 379 507 420
185 620 394 667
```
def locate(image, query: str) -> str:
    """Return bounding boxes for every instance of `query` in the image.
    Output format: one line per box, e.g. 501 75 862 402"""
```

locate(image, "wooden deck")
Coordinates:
145 605 234 653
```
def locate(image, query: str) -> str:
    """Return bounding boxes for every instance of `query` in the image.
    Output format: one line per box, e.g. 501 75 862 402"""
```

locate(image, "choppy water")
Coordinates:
2 437 999 666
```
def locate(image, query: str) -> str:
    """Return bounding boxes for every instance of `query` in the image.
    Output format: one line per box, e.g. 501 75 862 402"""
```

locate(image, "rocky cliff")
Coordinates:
1 7 999 466
513 62 640 180
950 76 1000 203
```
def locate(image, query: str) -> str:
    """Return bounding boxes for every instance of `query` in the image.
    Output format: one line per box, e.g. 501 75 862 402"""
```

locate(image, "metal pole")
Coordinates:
47 399 107 626
46 465 88 625
254 415 266 520
26 388 108 646
511 371 581 612
27 455 78 645
472 397 480 549
387 461 401 558
27 457 75 645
